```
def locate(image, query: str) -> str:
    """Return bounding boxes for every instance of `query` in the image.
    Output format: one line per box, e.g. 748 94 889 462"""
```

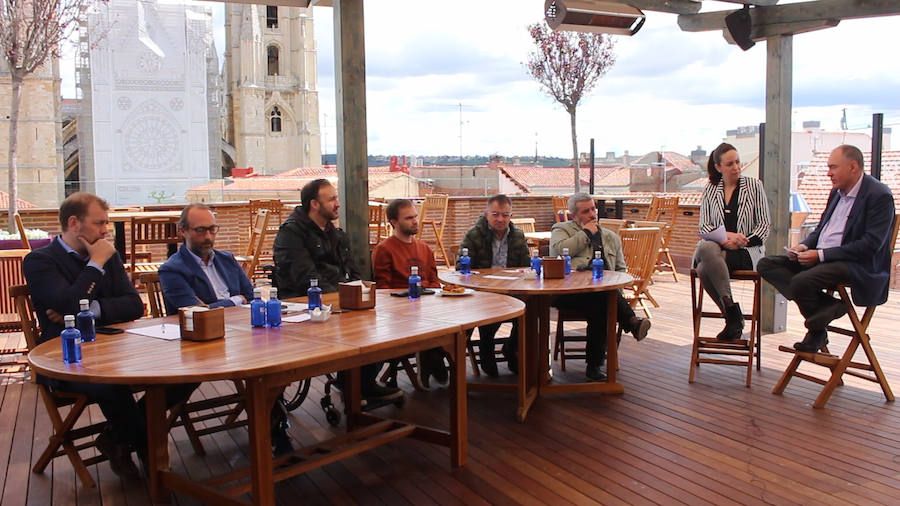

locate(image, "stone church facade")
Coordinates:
77 0 219 206
223 5 321 174
0 59 64 208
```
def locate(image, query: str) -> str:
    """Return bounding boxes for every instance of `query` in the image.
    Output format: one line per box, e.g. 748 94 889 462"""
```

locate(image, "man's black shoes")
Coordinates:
585 365 607 382
793 330 828 353
95 431 140 479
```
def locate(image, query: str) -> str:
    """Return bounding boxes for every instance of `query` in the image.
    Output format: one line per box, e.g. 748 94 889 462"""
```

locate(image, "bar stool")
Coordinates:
689 269 762 387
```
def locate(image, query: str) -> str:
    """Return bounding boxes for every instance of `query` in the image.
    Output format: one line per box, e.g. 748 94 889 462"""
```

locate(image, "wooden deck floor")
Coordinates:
3 276 900 505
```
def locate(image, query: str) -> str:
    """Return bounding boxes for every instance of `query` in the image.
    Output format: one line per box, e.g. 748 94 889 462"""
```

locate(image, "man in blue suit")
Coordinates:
158 204 253 315
158 204 293 456
758 145 896 352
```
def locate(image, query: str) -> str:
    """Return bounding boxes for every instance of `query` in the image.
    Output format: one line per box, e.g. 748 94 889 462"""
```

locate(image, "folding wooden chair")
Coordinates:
14 213 30 250
772 216 900 408
129 216 181 281
511 217 536 233
418 194 451 267
368 203 390 250
644 196 680 281
0 250 30 370
241 209 271 279
689 270 762 387
620 227 663 317
552 195 571 223
10 284 109 488
138 272 248 455
598 218 627 235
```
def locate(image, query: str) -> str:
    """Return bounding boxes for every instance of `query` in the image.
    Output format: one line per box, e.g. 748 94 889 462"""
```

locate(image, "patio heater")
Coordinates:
545 0 646 36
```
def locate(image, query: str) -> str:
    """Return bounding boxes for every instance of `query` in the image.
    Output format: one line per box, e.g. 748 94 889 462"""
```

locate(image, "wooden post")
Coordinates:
333 0 372 277
761 35 792 334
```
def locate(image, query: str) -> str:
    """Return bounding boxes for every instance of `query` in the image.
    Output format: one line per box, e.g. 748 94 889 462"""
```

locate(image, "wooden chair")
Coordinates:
552 195 571 223
511 217 536 233
0 249 29 369
598 218 627 234
368 203 391 250
643 196 680 281
689 270 762 387
10 284 109 488
129 216 181 281
138 273 248 455
14 213 30 250
418 194 451 267
241 209 271 279
620 226 664 317
772 215 900 408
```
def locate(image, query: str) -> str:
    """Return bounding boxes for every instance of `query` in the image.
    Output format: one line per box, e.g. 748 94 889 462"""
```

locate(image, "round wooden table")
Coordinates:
30 289 524 506
439 268 633 420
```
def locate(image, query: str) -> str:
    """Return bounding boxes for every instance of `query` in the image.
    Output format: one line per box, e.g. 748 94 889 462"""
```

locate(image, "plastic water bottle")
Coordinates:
592 251 605 280
266 287 282 328
562 248 572 275
307 278 323 310
61 315 82 364
408 266 422 300
459 248 471 275
250 288 267 327
76 299 96 343
530 249 542 278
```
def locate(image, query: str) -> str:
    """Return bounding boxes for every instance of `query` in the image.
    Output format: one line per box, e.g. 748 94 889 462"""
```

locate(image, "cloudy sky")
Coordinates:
63 0 900 159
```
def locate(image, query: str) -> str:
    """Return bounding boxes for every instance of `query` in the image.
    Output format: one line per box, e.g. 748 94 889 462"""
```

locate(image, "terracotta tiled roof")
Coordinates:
499 165 629 191
631 151 698 173
797 151 900 222
187 168 413 193
0 191 36 209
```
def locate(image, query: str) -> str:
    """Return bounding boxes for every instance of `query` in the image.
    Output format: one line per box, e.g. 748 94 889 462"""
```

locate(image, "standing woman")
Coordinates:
693 143 771 341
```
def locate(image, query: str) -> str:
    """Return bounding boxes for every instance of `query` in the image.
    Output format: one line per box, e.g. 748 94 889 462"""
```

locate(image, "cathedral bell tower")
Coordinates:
223 5 321 174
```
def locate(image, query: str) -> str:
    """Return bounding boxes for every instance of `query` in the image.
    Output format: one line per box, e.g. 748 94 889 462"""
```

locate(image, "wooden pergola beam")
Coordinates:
615 0 701 15
679 0 900 33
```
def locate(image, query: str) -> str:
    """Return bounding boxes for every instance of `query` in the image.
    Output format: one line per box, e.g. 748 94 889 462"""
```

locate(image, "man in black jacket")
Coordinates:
23 192 195 478
456 195 530 376
273 179 400 402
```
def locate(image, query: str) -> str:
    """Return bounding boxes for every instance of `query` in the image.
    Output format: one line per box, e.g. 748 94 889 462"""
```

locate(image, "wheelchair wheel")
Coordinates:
281 378 311 412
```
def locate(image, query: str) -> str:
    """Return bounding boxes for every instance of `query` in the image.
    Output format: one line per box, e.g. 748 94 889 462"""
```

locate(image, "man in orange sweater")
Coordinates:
373 199 447 387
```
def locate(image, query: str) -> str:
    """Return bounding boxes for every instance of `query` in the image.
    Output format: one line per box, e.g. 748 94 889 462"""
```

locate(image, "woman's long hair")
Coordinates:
707 142 737 185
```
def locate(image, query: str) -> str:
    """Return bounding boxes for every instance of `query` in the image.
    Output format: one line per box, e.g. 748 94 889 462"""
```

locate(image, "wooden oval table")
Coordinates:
30 289 524 506
439 268 633 421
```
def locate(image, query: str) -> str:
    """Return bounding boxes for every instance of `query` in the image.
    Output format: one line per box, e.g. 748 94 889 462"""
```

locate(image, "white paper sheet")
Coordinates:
484 275 520 280
126 324 181 341
240 302 308 313
698 225 727 243
282 313 312 323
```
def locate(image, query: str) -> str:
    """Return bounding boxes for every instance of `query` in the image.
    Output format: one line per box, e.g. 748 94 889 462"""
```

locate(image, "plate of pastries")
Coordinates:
436 283 474 296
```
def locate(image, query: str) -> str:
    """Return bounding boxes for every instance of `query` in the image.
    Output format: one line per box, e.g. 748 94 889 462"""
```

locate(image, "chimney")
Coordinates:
623 150 630 167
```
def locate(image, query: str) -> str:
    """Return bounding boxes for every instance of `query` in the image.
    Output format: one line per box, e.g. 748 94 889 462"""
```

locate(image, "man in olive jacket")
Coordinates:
456 194 530 376
549 193 651 382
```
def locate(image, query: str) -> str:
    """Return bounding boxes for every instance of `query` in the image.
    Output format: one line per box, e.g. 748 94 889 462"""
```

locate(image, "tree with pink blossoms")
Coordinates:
525 22 616 192
0 0 90 230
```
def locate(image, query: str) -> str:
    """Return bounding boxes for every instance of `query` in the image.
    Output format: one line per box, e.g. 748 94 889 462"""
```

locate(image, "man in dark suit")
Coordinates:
758 145 896 352
158 203 293 455
23 192 169 478
158 204 254 315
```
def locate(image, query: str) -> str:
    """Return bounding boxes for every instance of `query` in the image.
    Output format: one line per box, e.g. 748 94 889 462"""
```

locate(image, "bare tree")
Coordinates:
0 0 88 231
525 23 615 192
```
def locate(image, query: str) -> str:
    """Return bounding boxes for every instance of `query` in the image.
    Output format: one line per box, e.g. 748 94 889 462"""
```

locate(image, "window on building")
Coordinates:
266 6 278 28
267 45 279 76
270 107 282 133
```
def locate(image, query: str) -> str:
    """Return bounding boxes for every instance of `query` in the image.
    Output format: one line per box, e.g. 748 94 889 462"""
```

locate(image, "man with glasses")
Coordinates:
549 193 651 381
158 204 295 455
158 204 253 314
456 194 530 376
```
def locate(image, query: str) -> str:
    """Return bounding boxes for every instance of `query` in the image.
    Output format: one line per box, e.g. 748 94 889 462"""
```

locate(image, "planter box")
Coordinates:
0 238 51 250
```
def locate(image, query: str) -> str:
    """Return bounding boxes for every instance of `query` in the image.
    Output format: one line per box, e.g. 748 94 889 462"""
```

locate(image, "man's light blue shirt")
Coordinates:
185 247 245 306
56 236 104 318
816 174 863 262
